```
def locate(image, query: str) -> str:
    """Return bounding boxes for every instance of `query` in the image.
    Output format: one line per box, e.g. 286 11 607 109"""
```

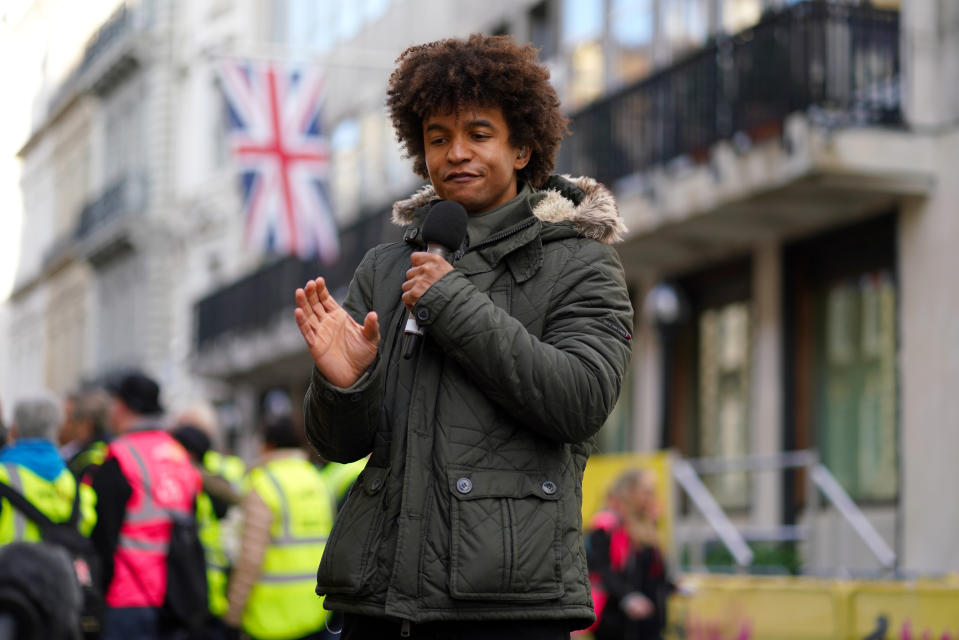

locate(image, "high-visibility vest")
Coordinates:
241 456 334 640
203 450 246 493
68 439 110 484
320 458 367 504
585 509 631 633
106 430 201 608
0 463 96 543
197 490 229 617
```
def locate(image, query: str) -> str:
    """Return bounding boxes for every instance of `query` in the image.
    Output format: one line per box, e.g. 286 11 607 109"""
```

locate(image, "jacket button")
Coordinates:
541 481 557 495
456 478 473 494
416 307 431 322
369 479 381 491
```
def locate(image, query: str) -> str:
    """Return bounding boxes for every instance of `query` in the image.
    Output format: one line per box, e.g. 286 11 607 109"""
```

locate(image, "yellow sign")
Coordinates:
581 451 674 555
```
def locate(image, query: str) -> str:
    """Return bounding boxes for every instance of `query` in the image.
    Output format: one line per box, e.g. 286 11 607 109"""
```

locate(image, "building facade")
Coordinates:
5 0 958 576
3 0 283 452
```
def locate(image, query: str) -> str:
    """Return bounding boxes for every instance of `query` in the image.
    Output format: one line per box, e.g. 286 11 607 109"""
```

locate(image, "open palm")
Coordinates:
295 277 380 388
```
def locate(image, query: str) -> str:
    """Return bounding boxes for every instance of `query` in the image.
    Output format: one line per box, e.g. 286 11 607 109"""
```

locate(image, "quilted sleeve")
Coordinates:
417 239 633 444
303 248 384 463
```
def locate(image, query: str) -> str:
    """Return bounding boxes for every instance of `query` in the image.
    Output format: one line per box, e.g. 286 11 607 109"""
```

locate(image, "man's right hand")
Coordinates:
295 277 380 389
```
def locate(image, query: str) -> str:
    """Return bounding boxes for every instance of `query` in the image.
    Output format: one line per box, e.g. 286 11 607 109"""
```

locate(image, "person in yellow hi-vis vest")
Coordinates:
0 395 97 544
319 456 367 512
225 415 334 640
204 449 246 493
172 424 241 638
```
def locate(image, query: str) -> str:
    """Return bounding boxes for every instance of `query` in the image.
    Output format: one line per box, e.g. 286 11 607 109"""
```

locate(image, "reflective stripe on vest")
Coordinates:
106 431 199 609
262 468 329 547
241 458 333 640
0 464 93 543
2 465 26 540
196 490 229 617
116 441 173 552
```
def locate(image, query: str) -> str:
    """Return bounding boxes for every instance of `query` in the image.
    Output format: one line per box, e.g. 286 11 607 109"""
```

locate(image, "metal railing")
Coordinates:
558 0 901 189
75 174 148 242
194 206 397 351
47 2 137 113
673 449 896 575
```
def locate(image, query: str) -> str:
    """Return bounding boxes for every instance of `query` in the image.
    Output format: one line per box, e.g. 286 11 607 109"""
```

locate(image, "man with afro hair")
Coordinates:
296 34 633 639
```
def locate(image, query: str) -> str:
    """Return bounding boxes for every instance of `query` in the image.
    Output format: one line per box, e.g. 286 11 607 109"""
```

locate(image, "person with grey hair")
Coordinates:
0 394 97 545
59 387 114 482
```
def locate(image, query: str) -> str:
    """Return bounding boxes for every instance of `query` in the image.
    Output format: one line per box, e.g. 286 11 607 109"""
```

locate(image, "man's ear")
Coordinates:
514 146 531 170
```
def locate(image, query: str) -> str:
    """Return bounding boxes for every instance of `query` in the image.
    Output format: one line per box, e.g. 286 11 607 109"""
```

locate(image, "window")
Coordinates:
660 0 709 56
721 0 763 35
816 271 897 500
698 302 751 508
562 0 605 107
610 0 655 86
529 0 558 61
102 82 144 186
286 0 392 54
664 259 753 509
330 118 361 218
785 214 898 504
95 251 143 372
562 0 603 45
212 79 230 169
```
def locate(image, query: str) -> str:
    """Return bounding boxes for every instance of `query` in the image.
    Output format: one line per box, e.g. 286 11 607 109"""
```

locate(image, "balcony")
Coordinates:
559 0 901 189
194 206 397 363
76 174 149 242
47 2 144 116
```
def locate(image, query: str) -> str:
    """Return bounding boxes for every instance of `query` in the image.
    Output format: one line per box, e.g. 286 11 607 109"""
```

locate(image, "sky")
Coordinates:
0 0 121 302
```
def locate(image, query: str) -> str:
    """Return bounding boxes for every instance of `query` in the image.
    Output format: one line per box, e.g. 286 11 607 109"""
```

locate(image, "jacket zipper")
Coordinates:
465 218 536 254
400 619 411 636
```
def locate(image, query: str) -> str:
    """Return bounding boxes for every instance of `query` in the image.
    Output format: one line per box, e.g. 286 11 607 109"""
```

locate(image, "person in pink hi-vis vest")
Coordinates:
90 371 202 640
584 469 672 640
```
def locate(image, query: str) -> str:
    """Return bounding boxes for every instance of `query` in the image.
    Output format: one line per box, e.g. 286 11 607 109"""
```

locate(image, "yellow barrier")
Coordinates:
665 575 959 640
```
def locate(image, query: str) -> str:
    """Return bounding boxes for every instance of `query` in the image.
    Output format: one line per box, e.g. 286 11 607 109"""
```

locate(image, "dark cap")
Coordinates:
172 425 212 461
105 370 163 416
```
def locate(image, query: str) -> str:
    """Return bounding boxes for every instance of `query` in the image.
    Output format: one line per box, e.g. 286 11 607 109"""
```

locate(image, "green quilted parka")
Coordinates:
305 175 634 629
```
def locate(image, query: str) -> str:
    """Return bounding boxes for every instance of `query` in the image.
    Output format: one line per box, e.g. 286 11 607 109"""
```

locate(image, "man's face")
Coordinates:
423 105 530 214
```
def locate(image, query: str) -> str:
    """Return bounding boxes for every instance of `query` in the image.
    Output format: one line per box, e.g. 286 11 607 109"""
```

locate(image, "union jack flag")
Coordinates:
218 59 339 262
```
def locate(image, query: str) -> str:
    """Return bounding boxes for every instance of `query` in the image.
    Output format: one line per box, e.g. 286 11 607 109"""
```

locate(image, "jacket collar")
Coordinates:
391 174 627 245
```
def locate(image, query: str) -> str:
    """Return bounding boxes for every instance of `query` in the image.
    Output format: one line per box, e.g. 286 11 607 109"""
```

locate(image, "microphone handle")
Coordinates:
402 243 453 359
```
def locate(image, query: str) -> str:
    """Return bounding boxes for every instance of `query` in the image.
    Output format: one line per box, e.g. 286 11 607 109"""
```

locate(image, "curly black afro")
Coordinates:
386 34 569 189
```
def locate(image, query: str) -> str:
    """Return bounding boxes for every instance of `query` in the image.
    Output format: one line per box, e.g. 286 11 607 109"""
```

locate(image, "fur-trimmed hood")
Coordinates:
390 174 627 244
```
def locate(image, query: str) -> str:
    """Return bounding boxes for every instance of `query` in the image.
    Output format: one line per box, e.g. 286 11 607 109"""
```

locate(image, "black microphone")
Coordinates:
403 200 468 359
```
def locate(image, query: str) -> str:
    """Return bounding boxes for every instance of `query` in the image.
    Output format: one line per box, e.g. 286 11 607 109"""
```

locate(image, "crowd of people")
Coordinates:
0 373 671 640
0 370 364 640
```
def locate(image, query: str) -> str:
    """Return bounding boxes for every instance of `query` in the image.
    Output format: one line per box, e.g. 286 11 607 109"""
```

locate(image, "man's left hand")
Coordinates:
401 252 453 310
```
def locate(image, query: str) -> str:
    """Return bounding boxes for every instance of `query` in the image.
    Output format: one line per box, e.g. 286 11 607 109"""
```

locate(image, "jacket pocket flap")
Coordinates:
446 466 560 501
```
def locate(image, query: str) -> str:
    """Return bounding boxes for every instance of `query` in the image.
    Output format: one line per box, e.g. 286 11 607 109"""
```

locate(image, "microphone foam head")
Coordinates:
422 200 468 250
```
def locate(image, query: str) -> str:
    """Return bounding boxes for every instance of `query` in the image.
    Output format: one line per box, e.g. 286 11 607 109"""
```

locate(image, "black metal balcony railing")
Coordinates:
558 0 901 189
75 174 148 241
48 3 135 112
195 206 398 351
